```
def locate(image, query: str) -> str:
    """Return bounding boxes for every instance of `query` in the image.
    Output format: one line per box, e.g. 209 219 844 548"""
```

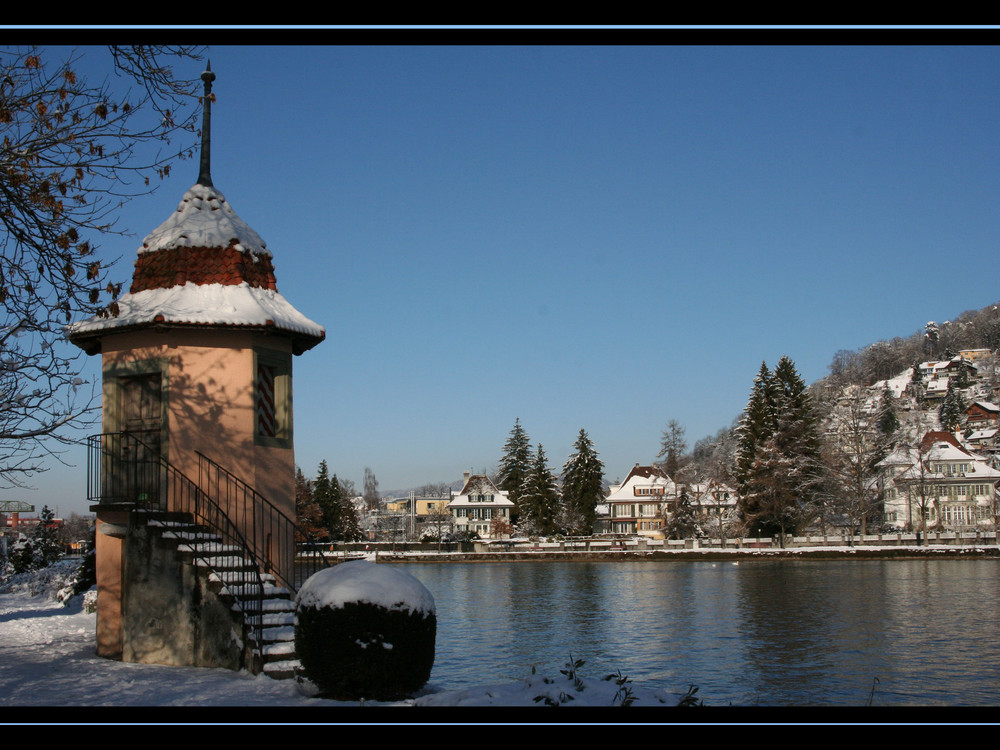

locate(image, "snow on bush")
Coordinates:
294 560 436 701
0 557 90 604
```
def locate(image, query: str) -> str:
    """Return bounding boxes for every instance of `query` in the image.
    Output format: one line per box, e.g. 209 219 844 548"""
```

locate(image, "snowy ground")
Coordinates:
0 560 686 722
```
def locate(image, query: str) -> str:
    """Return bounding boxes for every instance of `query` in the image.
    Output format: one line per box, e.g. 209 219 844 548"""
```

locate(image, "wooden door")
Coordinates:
119 373 162 506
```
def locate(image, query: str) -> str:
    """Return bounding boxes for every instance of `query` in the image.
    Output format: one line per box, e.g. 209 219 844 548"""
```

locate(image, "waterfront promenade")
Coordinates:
306 530 1000 564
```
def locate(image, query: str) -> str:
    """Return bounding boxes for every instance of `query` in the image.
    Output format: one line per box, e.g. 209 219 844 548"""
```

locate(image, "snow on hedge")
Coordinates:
295 560 435 616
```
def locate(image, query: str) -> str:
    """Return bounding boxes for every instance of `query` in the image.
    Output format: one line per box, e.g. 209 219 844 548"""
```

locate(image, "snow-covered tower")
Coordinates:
69 67 324 660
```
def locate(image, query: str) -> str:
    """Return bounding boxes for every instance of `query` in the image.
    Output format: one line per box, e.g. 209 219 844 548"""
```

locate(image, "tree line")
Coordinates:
294 461 363 543
495 420 605 537
662 354 909 545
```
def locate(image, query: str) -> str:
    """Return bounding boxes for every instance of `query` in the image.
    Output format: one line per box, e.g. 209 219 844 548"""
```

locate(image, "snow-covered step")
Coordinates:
162 530 224 543
262 611 295 627
178 542 244 555
262 640 297 658
262 625 295 643
211 572 260 585
262 659 300 679
146 519 198 529
224 582 289 599
201 562 259 577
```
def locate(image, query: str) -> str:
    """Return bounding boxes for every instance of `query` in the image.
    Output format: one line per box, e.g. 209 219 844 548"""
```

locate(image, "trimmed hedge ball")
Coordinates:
295 560 436 701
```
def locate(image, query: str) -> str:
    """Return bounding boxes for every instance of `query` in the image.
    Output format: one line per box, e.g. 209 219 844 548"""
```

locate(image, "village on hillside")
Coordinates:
318 345 1000 551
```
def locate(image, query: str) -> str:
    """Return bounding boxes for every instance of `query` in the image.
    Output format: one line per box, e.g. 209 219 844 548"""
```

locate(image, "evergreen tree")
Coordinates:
9 505 61 573
772 355 823 466
336 476 363 542
735 362 778 493
294 466 325 543
877 384 900 438
910 361 924 404
740 429 800 545
664 484 699 540
924 321 940 358
520 444 561 536
737 357 823 543
560 428 605 535
313 460 339 541
497 418 532 524
939 380 966 432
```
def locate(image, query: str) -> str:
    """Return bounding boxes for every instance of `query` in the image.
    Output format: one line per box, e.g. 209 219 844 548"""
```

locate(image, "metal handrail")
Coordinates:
195 451 333 591
87 431 268 664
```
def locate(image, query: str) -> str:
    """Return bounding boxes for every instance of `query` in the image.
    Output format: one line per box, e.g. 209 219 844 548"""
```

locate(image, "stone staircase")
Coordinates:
145 514 301 678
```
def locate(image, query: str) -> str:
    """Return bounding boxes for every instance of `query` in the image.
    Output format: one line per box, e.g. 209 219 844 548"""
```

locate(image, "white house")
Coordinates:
605 464 676 537
879 431 1000 531
447 472 514 539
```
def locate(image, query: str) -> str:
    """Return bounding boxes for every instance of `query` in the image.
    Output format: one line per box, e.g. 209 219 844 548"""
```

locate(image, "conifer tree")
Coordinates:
497 418 532 524
313 460 339 541
9 504 61 573
294 466 325 543
737 356 823 543
561 428 605 535
335 476 363 542
877 383 900 438
664 484 699 540
736 362 777 493
939 380 966 432
520 444 561 536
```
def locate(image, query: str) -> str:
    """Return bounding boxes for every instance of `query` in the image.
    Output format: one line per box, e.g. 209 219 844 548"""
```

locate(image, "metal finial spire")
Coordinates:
197 62 216 187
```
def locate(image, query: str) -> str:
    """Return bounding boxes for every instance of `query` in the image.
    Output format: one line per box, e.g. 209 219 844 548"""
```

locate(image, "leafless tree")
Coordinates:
363 467 380 511
822 387 888 536
657 419 687 478
422 507 454 550
0 45 203 487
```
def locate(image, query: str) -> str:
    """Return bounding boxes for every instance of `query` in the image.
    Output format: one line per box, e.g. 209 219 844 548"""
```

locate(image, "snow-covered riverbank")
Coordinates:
0 561 683 715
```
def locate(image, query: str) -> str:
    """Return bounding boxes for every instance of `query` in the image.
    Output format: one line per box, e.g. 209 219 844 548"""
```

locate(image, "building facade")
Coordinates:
447 472 514 539
605 464 676 537
880 432 1000 531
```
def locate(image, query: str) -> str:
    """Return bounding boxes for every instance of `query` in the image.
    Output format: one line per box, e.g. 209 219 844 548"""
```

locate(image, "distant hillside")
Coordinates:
818 300 1000 390
683 300 1000 483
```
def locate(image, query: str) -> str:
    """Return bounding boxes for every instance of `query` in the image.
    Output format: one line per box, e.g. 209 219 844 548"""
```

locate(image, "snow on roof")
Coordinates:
606 464 674 501
455 474 506 498
68 180 324 352
966 428 997 442
925 441 975 462
139 184 270 257
619 464 672 484
969 401 1000 413
67 282 325 342
919 431 964 452
295 560 435 616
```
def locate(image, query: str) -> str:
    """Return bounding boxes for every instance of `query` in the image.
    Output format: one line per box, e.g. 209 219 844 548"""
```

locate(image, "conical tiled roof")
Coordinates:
68 69 324 356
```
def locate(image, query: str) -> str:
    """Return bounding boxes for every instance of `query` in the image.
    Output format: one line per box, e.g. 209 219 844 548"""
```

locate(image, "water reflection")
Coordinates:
385 559 1000 706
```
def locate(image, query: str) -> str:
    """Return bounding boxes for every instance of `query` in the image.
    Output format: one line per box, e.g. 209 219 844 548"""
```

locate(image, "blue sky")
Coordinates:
17 40 1000 513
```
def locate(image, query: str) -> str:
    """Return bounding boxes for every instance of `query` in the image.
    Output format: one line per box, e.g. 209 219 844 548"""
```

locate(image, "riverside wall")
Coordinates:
310 530 1000 564
373 546 1000 563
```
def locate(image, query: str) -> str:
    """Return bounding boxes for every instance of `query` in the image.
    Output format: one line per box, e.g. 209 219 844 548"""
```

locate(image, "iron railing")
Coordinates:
196 451 333 591
87 431 270 660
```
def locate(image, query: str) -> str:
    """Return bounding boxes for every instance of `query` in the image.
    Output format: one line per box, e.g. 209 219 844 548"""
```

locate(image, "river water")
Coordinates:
382 558 1000 706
